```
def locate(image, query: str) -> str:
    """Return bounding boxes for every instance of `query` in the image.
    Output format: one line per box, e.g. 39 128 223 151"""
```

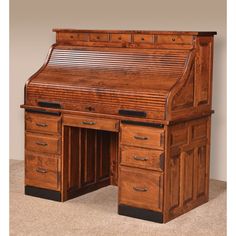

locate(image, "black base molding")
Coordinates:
118 204 163 223
25 186 61 201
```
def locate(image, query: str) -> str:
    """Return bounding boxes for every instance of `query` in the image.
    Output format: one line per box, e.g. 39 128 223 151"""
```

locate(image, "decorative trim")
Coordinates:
119 110 147 118
121 120 164 128
118 204 164 223
38 101 61 109
25 109 61 116
25 186 61 201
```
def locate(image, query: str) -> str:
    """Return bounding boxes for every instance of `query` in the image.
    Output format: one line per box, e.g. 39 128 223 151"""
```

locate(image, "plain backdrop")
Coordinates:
10 0 226 181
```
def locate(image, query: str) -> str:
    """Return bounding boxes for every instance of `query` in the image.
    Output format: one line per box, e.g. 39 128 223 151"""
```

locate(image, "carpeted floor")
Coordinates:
10 160 226 236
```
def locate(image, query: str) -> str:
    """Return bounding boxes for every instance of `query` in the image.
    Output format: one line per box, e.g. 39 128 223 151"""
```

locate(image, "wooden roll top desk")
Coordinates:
21 29 216 223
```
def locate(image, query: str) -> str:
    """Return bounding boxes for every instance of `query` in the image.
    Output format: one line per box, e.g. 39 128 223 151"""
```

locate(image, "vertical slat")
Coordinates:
68 127 71 189
84 129 88 183
78 128 82 188
94 130 97 183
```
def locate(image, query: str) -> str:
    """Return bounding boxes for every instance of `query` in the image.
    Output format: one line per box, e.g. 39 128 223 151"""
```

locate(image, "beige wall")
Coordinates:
10 0 226 181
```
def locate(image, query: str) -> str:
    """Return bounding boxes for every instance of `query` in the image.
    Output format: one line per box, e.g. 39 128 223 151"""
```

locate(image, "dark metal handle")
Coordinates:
81 121 96 125
36 142 48 146
133 187 148 192
36 123 48 127
133 156 148 161
134 135 148 140
36 168 47 173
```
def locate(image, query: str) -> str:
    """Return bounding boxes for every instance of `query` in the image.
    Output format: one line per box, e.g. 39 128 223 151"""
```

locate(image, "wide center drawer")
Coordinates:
121 124 164 149
25 112 61 134
25 153 60 191
63 114 119 132
119 166 163 212
25 132 61 154
121 146 164 171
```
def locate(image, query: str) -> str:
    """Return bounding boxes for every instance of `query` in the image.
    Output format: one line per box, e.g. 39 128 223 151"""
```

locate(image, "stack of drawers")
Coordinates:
24 112 62 196
119 122 165 214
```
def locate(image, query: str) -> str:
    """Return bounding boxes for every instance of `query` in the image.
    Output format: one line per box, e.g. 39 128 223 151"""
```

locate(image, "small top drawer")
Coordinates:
63 115 119 132
121 146 164 171
57 32 89 42
121 124 164 149
110 34 132 43
90 33 109 42
25 112 61 134
133 34 154 44
158 35 193 44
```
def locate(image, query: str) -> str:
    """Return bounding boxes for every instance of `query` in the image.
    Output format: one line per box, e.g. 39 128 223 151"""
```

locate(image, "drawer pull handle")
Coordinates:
36 123 48 127
134 135 148 140
133 156 148 161
133 187 148 192
36 168 47 173
36 142 48 146
81 121 96 125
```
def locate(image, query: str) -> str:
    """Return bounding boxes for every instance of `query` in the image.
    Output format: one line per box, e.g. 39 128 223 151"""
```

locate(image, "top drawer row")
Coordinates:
57 32 193 45
25 112 61 134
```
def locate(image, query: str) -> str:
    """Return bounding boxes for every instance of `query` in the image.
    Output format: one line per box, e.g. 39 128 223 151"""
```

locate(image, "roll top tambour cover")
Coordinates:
25 30 215 121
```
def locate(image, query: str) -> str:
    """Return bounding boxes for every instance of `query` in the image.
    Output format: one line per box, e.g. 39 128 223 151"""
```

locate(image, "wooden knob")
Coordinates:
97 36 100 39
118 37 122 40
172 38 176 41
141 37 145 41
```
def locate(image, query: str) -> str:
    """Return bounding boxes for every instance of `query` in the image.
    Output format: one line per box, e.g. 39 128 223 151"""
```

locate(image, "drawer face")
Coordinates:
57 32 89 42
158 35 193 44
25 153 60 190
121 146 164 171
25 133 61 154
119 166 163 211
133 34 154 44
63 115 119 132
121 124 164 149
90 33 109 42
110 34 132 43
25 112 61 134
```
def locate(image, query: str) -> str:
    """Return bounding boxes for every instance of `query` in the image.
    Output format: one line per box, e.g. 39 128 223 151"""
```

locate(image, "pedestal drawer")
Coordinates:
121 146 164 171
25 153 60 191
25 132 61 154
119 166 163 211
25 112 61 134
121 124 164 149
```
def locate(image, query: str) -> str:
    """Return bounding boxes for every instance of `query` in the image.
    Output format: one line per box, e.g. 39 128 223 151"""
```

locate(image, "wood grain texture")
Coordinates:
25 152 61 191
25 112 61 134
119 166 163 212
22 29 216 223
120 123 164 150
120 146 164 171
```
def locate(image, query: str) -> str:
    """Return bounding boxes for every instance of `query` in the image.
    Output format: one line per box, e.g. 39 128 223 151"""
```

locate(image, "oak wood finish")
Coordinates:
25 112 61 134
121 146 164 171
120 124 164 150
22 29 216 223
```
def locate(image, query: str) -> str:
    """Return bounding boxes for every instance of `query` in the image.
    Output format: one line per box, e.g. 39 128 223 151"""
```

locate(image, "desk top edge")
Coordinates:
53 29 217 36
